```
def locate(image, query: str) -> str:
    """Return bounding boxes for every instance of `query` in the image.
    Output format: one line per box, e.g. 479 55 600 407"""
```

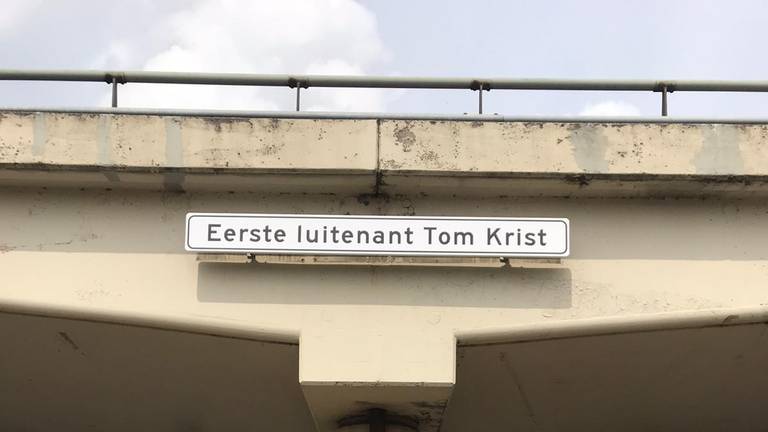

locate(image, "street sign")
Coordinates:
185 213 569 257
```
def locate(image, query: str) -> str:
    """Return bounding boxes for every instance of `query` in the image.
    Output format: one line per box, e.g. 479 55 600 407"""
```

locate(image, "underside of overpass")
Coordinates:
1 108 767 431
2 310 766 431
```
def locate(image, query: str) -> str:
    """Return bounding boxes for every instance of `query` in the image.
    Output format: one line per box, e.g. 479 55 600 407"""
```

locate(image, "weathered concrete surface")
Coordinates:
379 120 768 197
0 113 375 169
4 112 768 196
379 120 768 174
3 112 768 430
2 187 768 430
0 112 377 193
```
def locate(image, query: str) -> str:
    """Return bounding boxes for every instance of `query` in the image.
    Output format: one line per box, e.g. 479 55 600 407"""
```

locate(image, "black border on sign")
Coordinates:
185 214 569 256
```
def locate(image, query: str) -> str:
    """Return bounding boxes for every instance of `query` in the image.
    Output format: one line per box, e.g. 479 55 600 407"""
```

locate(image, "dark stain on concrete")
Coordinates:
266 118 281 132
412 400 448 431
253 142 284 156
201 117 255 133
356 194 371 206
564 174 592 187
393 124 417 152
58 331 82 353
418 150 440 163
380 158 404 169
163 171 186 193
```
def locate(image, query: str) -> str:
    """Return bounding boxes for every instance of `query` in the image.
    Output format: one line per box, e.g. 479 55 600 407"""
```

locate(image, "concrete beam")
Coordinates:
0 112 377 194
378 120 768 197
3 111 768 197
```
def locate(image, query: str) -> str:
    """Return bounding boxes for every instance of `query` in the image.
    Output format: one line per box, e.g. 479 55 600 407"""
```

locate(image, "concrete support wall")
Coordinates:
2 189 768 429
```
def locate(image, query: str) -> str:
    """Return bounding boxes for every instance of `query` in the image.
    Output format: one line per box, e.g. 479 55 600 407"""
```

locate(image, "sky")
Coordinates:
1 0 767 117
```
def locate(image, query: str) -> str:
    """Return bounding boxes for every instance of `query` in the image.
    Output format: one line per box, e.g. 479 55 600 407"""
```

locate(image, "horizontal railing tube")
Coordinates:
1 70 768 93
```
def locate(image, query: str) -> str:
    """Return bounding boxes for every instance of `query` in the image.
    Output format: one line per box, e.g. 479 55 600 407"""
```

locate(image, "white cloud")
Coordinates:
110 0 389 111
579 100 641 116
0 0 43 33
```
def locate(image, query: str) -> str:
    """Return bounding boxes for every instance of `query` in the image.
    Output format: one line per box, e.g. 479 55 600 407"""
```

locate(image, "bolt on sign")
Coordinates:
185 213 570 257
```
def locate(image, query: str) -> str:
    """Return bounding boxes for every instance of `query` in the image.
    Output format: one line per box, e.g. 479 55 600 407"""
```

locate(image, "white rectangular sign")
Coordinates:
186 213 569 257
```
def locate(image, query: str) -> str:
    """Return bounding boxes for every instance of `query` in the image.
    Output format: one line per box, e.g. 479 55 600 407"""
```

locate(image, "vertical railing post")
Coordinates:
111 77 118 108
471 81 488 115
289 78 306 111
478 83 484 114
661 84 668 117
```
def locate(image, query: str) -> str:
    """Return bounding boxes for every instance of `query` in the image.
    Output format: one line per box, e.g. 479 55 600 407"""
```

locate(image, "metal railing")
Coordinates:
3 69 768 116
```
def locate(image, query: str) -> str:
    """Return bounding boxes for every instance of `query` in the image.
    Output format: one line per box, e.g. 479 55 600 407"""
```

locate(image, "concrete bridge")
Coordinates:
1 109 767 431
